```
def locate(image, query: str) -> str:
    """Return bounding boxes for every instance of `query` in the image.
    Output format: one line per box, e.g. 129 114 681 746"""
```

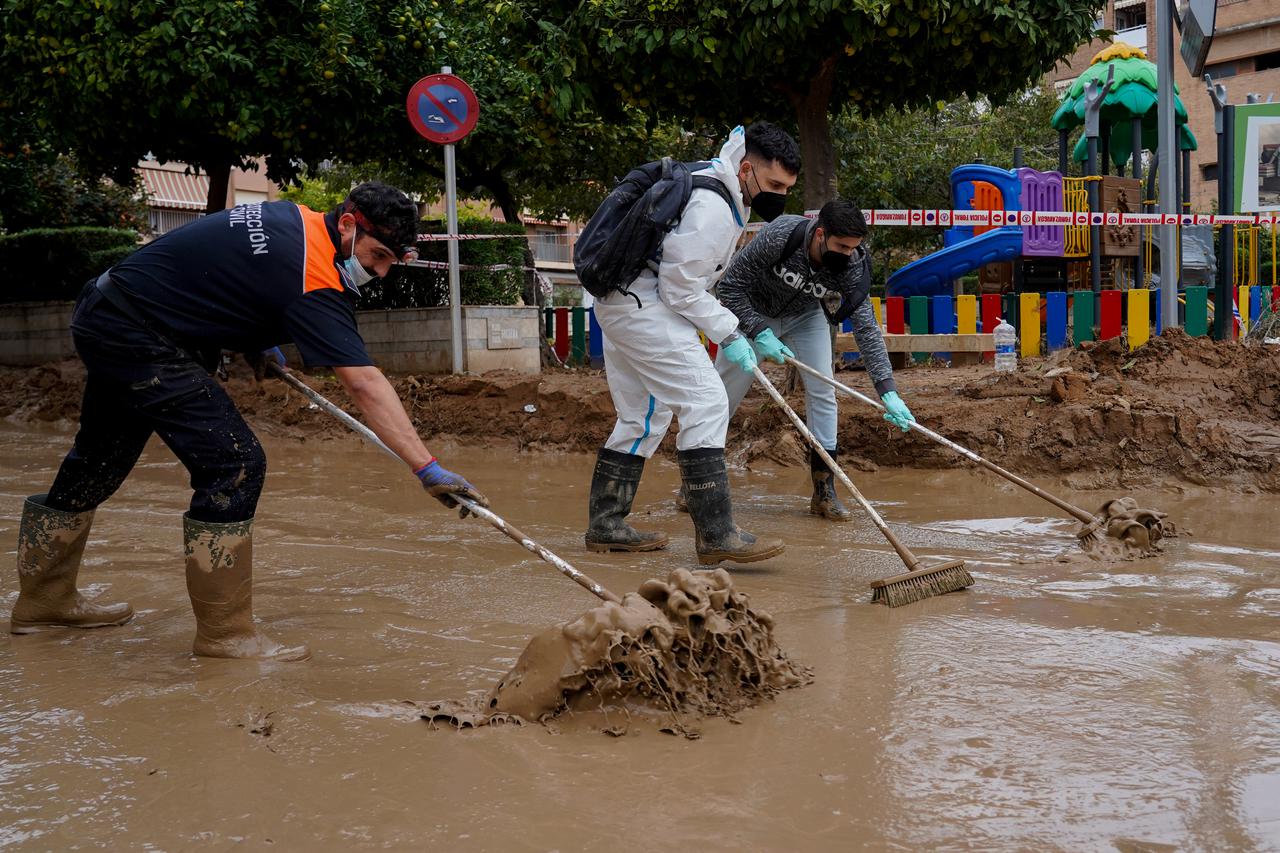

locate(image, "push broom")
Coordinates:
751 367 973 606
782 355 1173 555
267 364 620 604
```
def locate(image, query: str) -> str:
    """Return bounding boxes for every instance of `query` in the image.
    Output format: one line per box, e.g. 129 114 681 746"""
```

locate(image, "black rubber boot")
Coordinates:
584 448 669 553
677 447 785 566
810 447 853 522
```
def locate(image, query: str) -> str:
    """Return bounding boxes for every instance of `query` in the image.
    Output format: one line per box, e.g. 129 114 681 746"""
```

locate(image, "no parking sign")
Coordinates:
406 73 479 145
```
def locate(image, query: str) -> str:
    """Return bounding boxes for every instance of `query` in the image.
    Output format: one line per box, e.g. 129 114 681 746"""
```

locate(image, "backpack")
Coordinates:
574 157 736 301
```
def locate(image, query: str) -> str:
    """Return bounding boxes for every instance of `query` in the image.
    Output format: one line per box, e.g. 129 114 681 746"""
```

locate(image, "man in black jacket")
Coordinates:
713 200 914 520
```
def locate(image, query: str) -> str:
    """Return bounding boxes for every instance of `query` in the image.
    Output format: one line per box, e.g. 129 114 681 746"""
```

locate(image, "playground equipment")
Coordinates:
886 164 1068 299
883 44 1220 354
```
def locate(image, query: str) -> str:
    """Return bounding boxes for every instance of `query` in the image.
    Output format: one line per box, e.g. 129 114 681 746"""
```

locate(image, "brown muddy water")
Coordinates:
1 423 1278 851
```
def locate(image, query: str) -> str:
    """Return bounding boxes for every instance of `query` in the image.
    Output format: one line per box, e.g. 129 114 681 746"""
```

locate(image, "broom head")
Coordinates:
870 560 973 607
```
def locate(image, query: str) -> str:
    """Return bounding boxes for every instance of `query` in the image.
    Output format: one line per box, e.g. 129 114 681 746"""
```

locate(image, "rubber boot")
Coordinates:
184 515 310 661
677 448 785 566
584 449 669 553
10 494 134 634
809 447 853 522
674 484 689 514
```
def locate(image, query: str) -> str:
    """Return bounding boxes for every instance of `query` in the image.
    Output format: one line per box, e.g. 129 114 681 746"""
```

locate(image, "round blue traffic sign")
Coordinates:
406 73 479 145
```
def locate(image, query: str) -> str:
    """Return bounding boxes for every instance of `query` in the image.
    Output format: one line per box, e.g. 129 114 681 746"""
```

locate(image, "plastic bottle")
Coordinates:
993 318 1017 373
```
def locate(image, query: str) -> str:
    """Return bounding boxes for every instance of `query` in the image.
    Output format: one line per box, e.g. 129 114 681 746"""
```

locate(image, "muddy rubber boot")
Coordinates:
673 484 689 514
584 449 669 553
10 495 135 634
183 515 310 661
677 448 785 566
809 447 853 522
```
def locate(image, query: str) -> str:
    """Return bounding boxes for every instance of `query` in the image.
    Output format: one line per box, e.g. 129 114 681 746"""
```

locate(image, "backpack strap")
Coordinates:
690 175 737 217
781 218 809 263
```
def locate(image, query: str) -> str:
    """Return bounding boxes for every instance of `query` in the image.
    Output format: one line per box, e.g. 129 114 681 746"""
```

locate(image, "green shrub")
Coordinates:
359 218 529 310
0 226 139 303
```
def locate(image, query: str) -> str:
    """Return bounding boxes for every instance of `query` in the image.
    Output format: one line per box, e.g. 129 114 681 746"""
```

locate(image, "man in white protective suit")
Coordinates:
584 122 801 565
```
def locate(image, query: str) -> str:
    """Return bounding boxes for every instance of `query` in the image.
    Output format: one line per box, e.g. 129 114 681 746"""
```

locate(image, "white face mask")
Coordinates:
342 227 376 292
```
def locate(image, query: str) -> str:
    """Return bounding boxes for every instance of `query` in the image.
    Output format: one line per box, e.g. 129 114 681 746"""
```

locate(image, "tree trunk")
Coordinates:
788 55 840 211
204 161 233 214
479 172 554 366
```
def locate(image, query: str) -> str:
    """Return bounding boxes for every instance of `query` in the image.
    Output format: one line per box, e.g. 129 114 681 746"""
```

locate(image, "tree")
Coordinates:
0 0 493 212
833 87 1067 287
505 0 1104 208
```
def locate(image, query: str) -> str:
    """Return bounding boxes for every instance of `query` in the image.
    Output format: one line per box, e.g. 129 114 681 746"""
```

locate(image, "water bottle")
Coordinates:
993 318 1017 373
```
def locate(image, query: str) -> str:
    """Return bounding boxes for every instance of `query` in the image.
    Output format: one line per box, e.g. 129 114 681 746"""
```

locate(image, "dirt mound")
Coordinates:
3 328 1277 492
420 568 812 736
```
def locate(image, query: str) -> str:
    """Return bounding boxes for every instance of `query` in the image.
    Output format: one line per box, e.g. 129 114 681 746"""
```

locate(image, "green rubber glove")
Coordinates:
752 328 795 365
881 391 914 432
721 335 758 374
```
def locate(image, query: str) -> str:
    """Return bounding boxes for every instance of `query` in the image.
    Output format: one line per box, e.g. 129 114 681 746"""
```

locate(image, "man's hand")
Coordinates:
881 391 915 432
415 459 490 518
244 347 287 382
721 334 758 374
752 328 794 365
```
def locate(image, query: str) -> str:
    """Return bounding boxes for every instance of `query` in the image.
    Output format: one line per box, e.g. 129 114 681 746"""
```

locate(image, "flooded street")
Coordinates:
2 423 1278 850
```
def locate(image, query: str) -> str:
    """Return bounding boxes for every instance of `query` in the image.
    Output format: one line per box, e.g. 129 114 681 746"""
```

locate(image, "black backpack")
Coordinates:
574 157 736 301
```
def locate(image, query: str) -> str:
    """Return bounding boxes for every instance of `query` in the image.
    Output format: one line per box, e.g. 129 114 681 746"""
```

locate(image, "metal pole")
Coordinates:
1220 105 1235 338
1058 129 1069 175
1132 116 1145 289
1012 146 1025 294
442 65 464 374
1157 0 1179 328
1088 134 1102 293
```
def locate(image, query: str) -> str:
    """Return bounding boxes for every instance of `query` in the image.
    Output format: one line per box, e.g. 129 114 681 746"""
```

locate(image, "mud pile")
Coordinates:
3 328 1277 491
421 568 811 735
1077 496 1176 561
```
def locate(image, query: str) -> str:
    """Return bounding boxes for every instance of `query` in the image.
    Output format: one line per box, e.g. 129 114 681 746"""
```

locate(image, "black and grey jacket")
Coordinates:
718 214 896 396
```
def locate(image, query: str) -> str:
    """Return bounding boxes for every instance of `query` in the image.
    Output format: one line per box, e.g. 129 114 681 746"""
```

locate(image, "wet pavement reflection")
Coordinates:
1 424 1278 849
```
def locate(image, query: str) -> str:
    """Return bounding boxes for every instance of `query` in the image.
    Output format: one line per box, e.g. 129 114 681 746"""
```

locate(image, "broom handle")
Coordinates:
268 365 620 604
784 356 1096 525
752 367 923 573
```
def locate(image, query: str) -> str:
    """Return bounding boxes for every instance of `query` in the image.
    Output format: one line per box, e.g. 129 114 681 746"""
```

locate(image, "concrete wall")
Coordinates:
0 302 76 366
0 302 540 374
356 305 540 374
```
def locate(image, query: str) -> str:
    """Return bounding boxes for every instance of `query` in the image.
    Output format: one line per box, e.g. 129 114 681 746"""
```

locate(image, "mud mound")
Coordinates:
420 568 811 736
4 327 1278 492
1077 496 1177 561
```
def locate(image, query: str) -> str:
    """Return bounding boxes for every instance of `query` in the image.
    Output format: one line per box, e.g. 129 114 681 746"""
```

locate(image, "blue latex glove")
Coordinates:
721 335 758 374
881 391 914 432
752 328 795 365
245 346 288 381
415 459 490 518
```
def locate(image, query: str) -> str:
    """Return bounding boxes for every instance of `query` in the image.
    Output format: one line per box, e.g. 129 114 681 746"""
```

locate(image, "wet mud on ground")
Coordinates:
4 329 1280 494
2 423 1278 849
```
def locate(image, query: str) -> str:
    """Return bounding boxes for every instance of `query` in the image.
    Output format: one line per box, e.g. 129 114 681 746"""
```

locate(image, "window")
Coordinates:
529 227 570 263
1114 3 1146 31
1206 60 1238 79
1201 163 1218 182
1255 51 1280 73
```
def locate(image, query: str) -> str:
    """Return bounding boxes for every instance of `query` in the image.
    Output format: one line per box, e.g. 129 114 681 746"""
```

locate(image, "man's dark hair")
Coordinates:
744 122 800 175
338 181 420 254
817 200 868 238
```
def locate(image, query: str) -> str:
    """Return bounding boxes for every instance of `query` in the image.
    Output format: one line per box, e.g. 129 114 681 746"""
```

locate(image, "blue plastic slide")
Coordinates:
886 227 1023 298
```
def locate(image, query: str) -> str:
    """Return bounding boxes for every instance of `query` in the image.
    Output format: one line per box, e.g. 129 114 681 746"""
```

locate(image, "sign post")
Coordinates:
406 68 479 373
1157 0 1180 330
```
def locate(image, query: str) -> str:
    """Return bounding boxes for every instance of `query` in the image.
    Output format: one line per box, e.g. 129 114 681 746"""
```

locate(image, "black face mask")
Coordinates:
746 169 786 222
820 237 853 274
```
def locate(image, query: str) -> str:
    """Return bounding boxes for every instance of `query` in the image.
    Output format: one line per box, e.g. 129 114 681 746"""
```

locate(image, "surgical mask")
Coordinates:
820 237 852 274
342 227 378 292
745 168 786 222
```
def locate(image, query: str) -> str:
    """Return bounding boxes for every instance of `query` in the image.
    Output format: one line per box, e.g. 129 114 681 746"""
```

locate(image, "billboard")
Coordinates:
1233 103 1280 214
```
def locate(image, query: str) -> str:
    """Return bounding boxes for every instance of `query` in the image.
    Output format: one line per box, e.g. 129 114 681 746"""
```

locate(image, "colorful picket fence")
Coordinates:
544 285 1280 367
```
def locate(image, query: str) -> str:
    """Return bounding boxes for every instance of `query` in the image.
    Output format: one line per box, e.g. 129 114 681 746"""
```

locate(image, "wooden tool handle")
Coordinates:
269 364 620 603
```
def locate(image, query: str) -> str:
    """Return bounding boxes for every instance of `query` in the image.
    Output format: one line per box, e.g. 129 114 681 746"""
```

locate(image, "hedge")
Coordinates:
358 218 529 310
0 227 139 303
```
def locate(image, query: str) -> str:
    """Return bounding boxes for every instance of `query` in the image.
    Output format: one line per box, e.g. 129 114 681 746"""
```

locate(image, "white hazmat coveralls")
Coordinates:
594 128 750 458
